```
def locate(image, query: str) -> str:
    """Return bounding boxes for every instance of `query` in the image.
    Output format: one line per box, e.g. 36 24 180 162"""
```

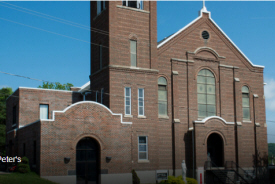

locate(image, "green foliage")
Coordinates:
268 143 275 156
268 143 275 164
159 176 198 184
186 177 198 184
38 82 73 91
0 87 12 125
132 169 140 184
159 175 185 184
0 124 6 156
17 157 30 173
0 87 12 156
21 156 29 164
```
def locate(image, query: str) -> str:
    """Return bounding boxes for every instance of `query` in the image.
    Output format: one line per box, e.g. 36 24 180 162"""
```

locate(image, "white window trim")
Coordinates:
138 88 144 116
197 69 216 118
125 87 131 115
242 86 250 120
123 0 143 9
40 104 49 120
158 77 168 116
138 136 148 160
130 40 137 67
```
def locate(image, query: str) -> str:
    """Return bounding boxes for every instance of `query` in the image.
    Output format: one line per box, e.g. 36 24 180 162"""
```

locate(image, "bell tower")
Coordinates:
89 1 157 112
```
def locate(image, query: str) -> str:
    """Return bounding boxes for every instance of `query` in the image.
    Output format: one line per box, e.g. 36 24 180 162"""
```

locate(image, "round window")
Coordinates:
202 31 209 40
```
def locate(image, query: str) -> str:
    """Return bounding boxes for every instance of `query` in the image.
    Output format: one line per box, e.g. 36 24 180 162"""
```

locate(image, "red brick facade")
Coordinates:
6 2 267 184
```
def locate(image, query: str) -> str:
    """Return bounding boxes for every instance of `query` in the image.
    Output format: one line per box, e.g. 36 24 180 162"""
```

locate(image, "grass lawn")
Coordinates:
0 172 58 184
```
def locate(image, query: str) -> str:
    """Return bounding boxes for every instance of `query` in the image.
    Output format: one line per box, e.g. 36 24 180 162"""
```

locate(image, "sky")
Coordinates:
1 1 275 143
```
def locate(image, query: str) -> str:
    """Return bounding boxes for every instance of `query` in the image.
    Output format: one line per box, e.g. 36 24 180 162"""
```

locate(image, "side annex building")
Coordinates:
6 2 268 184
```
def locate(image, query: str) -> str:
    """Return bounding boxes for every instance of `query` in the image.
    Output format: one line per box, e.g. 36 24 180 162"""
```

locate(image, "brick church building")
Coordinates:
6 1 268 184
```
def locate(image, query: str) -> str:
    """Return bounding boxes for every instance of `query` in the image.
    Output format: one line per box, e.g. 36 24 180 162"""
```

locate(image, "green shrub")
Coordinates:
186 177 198 184
159 176 198 184
132 169 140 184
159 175 185 184
21 157 29 164
17 157 30 173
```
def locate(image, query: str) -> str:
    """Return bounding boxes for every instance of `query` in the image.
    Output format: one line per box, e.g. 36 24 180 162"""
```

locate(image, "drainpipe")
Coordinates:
253 94 258 184
171 61 176 176
186 62 195 178
233 67 239 177
192 126 195 178
219 63 221 117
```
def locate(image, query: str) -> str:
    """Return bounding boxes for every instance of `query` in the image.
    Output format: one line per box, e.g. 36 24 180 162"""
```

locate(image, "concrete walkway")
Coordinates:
0 171 11 175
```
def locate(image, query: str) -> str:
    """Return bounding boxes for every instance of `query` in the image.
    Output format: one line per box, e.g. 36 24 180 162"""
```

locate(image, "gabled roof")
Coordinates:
157 7 264 68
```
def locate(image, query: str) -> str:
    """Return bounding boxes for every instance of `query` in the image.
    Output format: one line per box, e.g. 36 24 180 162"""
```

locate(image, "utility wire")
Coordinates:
0 0 156 65
0 2 109 35
0 18 96 46
1 2 263 72
0 71 52 83
0 2 153 47
0 16 149 64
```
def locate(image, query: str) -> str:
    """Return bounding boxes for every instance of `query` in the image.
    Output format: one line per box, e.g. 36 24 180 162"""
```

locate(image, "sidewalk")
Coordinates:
0 171 10 175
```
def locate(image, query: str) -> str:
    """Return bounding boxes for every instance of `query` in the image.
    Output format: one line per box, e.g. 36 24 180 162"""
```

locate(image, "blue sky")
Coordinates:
1 1 275 143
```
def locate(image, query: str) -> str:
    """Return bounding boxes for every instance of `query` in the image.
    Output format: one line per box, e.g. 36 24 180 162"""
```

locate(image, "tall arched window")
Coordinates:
158 77 167 116
242 86 250 120
197 69 216 118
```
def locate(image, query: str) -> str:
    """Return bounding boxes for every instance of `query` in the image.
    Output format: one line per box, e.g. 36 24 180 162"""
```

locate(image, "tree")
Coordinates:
268 143 275 164
38 82 73 91
0 87 12 125
0 87 12 156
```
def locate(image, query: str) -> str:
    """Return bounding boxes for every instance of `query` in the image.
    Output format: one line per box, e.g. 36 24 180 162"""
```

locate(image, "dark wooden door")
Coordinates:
76 138 99 184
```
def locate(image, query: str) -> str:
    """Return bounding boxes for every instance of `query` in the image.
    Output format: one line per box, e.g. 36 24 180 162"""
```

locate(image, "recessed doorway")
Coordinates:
76 137 100 184
207 133 224 167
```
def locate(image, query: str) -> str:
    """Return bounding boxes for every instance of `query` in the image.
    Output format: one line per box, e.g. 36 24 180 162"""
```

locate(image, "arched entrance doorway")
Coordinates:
207 133 224 167
76 137 99 184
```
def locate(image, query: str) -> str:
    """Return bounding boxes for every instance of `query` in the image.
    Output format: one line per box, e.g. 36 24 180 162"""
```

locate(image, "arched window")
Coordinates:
197 69 216 118
158 77 167 116
242 86 250 120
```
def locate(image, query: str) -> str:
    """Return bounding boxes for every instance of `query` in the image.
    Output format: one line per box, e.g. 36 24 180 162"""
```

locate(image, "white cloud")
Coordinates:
264 78 275 111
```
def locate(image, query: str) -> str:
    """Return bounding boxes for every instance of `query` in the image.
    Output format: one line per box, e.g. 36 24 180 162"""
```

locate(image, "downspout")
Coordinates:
192 126 195 178
186 61 195 178
171 61 176 176
187 62 190 129
186 55 195 178
253 94 258 183
233 67 239 175
219 63 221 116
149 2 152 69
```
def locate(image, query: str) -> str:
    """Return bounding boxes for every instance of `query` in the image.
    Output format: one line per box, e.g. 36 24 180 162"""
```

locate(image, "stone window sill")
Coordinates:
138 115 146 119
158 115 169 119
124 114 133 118
138 160 150 163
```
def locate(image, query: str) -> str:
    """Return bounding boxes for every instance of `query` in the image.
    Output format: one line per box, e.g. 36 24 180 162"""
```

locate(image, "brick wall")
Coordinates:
16 88 82 128
157 12 267 169
39 101 132 176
